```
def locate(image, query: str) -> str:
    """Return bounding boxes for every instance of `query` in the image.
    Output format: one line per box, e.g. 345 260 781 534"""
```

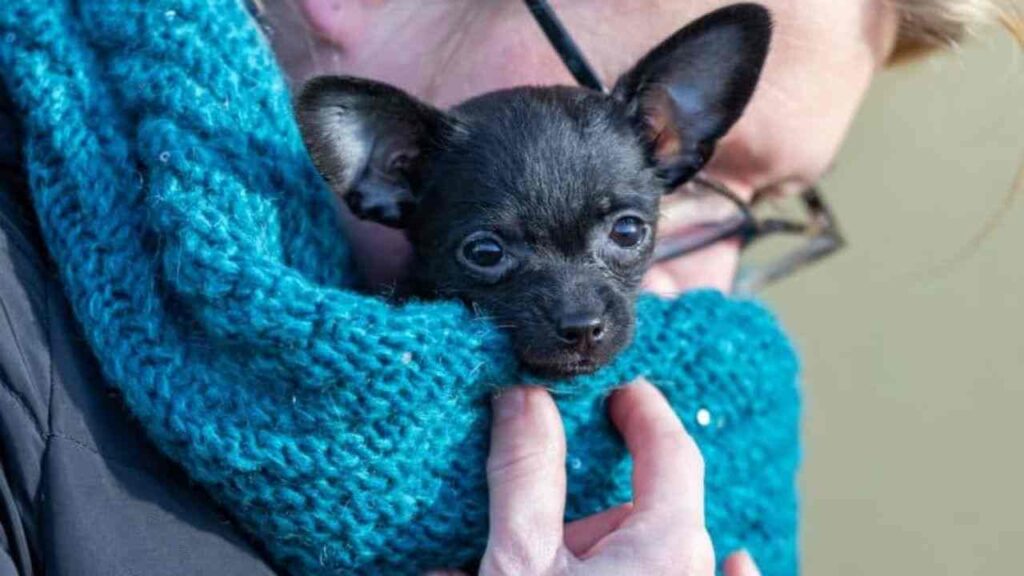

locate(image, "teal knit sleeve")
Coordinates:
0 1 801 574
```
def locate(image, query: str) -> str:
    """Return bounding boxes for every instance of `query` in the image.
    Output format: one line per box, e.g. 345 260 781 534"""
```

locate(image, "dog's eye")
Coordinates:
460 234 505 268
610 216 647 248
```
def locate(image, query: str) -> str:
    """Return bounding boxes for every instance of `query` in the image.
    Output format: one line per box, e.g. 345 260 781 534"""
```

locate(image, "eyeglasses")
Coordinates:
522 0 845 293
654 176 845 294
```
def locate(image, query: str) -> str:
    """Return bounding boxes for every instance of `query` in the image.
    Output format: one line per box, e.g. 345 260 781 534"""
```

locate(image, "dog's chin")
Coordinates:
522 357 602 378
517 345 621 378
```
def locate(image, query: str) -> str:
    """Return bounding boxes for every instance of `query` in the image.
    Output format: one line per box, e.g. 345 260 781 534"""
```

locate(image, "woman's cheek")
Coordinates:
643 239 742 296
337 207 413 288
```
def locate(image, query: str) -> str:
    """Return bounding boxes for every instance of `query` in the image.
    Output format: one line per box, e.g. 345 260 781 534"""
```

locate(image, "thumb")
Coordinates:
483 386 567 571
723 550 762 576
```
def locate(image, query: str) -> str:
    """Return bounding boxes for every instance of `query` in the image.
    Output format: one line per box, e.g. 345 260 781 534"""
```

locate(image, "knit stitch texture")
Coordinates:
0 1 801 574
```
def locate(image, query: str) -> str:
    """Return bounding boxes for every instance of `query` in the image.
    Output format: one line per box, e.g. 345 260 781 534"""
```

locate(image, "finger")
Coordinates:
563 502 634 557
485 386 567 565
608 379 704 521
723 550 762 576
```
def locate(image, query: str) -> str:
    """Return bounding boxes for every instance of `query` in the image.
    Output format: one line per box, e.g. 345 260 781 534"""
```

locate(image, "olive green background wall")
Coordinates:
762 35 1024 575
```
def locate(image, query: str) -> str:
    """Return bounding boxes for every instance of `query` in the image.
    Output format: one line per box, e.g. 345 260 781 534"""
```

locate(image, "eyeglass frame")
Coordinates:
522 0 845 292
654 176 845 294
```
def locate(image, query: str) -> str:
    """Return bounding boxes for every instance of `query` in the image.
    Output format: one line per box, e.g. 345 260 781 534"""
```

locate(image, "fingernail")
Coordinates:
493 387 526 420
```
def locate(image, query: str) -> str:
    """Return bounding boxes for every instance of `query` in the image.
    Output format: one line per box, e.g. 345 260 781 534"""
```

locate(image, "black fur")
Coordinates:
297 4 772 376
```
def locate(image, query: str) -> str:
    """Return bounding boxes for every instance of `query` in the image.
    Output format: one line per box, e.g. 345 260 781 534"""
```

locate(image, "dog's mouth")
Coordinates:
517 344 620 377
523 356 601 378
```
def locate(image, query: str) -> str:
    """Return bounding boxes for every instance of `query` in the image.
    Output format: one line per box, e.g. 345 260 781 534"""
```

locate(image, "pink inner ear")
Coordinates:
652 122 682 160
643 89 683 163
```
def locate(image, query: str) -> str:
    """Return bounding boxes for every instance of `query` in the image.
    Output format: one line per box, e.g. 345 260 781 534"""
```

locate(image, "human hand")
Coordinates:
428 380 761 575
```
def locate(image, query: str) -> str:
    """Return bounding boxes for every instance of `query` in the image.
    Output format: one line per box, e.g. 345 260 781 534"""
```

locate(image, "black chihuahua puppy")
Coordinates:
296 4 771 376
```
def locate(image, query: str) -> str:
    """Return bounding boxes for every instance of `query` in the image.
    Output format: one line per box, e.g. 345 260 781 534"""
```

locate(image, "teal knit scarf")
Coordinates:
0 1 801 574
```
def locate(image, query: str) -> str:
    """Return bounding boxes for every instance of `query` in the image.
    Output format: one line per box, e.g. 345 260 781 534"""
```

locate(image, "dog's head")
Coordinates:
297 4 771 375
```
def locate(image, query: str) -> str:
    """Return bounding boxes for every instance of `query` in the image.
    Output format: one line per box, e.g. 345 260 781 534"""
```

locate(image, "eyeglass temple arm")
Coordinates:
654 214 757 263
733 231 844 295
753 187 841 237
522 0 607 92
734 189 846 294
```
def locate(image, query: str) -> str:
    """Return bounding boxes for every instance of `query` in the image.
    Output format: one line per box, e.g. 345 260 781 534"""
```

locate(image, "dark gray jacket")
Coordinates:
0 95 279 575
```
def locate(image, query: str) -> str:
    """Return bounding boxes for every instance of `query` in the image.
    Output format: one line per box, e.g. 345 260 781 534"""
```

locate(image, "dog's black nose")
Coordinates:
557 312 605 349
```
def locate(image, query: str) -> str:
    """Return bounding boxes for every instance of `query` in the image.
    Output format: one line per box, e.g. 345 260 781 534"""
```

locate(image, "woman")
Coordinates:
0 1 1017 575
262 0 1019 572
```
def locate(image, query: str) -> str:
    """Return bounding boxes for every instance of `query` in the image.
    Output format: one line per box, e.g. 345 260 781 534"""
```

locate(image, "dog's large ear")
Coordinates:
296 76 453 227
613 3 771 189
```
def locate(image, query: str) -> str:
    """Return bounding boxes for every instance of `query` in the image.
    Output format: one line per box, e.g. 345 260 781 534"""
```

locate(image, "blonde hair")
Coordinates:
889 0 1024 62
